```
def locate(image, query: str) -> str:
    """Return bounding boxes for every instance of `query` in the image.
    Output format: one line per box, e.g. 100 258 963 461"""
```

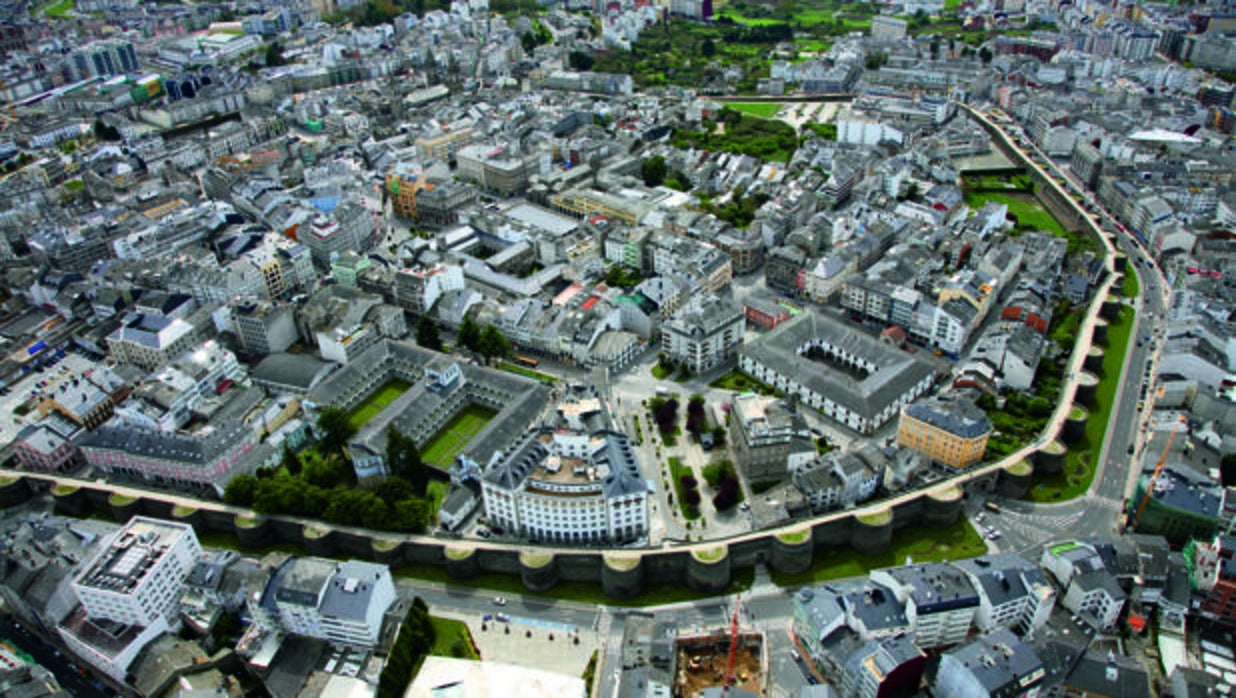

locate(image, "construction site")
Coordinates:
675 631 765 697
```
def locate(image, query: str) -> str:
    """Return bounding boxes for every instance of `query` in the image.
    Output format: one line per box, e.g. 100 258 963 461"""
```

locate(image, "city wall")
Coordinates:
3 473 969 599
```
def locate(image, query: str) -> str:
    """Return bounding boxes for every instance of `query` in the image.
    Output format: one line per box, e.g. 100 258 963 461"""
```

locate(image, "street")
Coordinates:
0 615 112 698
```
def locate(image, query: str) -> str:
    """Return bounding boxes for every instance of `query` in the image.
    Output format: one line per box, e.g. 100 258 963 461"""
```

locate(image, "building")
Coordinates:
870 15 907 43
12 422 82 472
59 517 201 681
106 314 201 372
72 39 139 78
256 558 396 647
1062 570 1126 630
895 395 992 470
870 562 979 649
932 628 1045 698
840 633 926 698
738 314 936 434
71 517 202 627
409 657 587 698
953 553 1056 635
78 391 262 495
481 428 649 545
729 395 803 485
660 293 744 375
231 300 298 357
1191 534 1236 627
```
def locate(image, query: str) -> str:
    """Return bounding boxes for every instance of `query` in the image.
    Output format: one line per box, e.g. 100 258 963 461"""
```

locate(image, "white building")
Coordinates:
59 517 202 681
870 563 979 649
1061 571 1126 630
71 517 202 627
660 293 744 376
256 558 397 647
481 429 649 545
954 554 1056 635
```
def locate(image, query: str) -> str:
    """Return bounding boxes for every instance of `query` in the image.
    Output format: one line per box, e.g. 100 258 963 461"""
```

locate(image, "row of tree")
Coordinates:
377 597 436 698
457 316 513 360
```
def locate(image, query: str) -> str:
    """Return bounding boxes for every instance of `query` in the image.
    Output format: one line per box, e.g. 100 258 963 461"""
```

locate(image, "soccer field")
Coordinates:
345 380 412 431
421 405 497 467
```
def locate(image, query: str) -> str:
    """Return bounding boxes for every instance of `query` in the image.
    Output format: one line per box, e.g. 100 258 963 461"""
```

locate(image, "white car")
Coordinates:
492 597 507 606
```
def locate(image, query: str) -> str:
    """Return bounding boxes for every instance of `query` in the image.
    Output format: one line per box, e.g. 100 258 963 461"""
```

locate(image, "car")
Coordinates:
790 650 800 661
495 613 510 623
987 531 1002 540
476 528 491 539
975 512 986 523
492 597 507 606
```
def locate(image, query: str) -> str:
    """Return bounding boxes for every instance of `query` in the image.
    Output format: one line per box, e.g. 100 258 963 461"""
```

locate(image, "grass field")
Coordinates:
345 380 412 431
43 0 73 17
708 369 776 396
422 405 497 468
1028 305 1134 502
429 616 479 660
497 361 556 384
725 102 783 118
963 189 1067 237
770 517 987 587
1122 260 1140 298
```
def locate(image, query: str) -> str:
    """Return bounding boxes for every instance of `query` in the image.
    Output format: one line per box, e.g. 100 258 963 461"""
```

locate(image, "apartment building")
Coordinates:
256 558 396 647
660 293 744 376
895 395 992 470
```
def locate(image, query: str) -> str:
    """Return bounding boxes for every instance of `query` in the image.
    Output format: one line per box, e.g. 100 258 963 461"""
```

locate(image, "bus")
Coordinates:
514 355 539 368
984 501 1001 513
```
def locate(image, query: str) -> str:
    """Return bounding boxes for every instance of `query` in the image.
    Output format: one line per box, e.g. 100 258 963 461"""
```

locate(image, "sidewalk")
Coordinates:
435 608 600 678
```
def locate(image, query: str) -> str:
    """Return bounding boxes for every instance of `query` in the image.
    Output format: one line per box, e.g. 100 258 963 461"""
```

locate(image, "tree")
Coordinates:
386 425 426 494
264 41 286 67
281 443 302 476
458 316 481 352
416 315 443 351
93 118 121 141
316 407 357 455
712 477 740 510
701 37 716 57
1221 453 1236 487
521 31 537 53
979 46 993 64
477 324 512 360
568 50 594 71
640 155 667 187
223 474 259 507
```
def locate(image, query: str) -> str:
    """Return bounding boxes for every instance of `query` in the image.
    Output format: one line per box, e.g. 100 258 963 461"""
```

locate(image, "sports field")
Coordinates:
345 380 412 431
422 404 497 467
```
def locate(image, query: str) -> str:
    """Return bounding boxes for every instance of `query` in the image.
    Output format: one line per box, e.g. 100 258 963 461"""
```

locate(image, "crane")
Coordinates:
721 595 741 696
1130 414 1187 531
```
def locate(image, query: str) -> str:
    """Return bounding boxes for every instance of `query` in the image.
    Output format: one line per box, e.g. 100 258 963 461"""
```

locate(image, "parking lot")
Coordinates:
0 347 107 448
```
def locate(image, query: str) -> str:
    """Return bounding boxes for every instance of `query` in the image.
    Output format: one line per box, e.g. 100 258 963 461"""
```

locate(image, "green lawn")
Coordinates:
944 0 963 9
43 0 73 17
429 616 479 659
1028 305 1134 502
770 517 987 587
668 456 701 521
497 362 556 384
963 189 1066 237
345 380 412 431
725 102 783 118
1121 260 1140 298
422 405 497 467
708 370 775 395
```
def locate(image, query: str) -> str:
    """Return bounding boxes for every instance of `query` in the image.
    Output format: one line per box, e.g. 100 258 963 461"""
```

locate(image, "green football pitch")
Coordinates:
421 405 497 467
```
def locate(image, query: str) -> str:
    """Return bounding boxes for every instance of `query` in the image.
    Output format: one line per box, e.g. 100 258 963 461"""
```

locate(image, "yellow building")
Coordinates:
385 168 431 222
895 395 992 470
415 126 473 162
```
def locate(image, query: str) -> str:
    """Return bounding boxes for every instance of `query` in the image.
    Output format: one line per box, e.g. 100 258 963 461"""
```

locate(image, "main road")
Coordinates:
961 103 1173 558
